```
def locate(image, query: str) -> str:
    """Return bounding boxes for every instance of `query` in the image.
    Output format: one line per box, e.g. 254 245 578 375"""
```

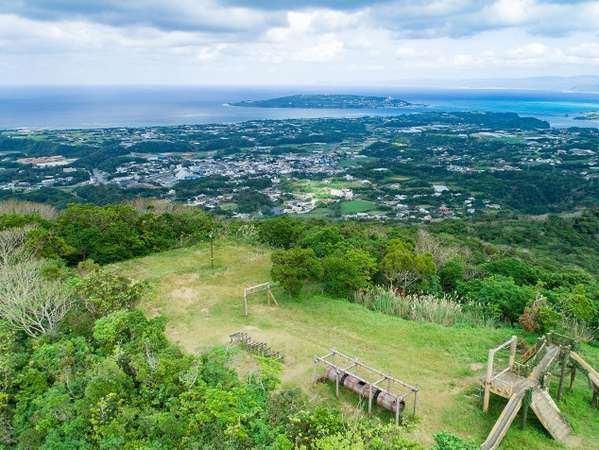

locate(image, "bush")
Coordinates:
322 249 376 298
56 204 146 264
258 216 304 248
439 258 465 292
483 258 538 285
459 275 534 323
518 292 564 333
556 284 597 323
77 269 147 317
300 226 345 257
432 431 478 450
271 248 322 296
380 239 436 294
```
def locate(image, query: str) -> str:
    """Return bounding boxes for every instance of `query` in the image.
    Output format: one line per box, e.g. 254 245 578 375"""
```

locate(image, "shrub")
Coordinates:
77 269 147 317
459 275 534 323
518 293 553 332
271 248 321 296
258 216 304 248
380 239 436 294
25 227 76 261
322 249 376 298
483 258 538 286
556 284 597 323
439 258 465 292
432 431 478 450
56 204 146 263
300 226 345 257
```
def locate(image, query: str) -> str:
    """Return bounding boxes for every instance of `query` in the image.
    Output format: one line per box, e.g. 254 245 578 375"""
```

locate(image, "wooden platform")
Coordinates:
483 370 533 399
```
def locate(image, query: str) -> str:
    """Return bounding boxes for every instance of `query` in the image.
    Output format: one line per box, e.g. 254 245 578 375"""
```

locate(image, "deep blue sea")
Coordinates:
1 86 598 129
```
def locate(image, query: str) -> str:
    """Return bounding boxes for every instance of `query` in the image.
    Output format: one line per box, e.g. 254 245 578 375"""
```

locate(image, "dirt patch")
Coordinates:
170 287 198 305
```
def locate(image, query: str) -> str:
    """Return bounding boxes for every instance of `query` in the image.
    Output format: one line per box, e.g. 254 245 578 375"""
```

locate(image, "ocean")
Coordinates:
1 85 598 130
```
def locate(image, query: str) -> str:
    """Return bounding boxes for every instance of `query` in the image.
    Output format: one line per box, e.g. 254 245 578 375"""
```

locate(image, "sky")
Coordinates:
1 0 598 86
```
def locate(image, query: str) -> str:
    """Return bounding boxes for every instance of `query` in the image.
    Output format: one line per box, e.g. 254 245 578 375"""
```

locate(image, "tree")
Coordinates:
300 226 345 257
0 258 74 336
556 284 597 323
77 269 147 318
322 249 376 298
0 227 31 265
380 239 436 294
25 227 76 261
483 258 538 286
460 275 534 322
415 229 460 267
258 216 304 249
271 248 321 296
439 258 465 292
55 204 145 264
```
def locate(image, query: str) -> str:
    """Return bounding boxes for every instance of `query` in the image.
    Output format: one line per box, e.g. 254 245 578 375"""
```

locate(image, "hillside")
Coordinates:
114 242 599 449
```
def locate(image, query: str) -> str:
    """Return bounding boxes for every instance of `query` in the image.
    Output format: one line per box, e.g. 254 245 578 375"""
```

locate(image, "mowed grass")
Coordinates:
114 242 599 449
340 199 377 214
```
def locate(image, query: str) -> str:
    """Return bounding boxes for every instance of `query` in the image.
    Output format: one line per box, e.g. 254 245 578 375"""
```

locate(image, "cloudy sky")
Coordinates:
1 0 598 86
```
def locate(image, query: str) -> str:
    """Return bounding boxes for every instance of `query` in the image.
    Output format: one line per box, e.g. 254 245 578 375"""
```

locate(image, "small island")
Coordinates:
574 111 599 121
232 94 412 109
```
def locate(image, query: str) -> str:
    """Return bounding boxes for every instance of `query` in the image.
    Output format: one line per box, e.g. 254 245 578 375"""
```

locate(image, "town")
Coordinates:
1 112 597 221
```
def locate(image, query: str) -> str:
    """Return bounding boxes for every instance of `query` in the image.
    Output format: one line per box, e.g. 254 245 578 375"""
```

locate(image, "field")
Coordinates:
115 242 599 449
339 199 377 214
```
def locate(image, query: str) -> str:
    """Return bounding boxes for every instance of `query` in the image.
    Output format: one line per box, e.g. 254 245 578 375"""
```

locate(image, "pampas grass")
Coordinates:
353 286 495 328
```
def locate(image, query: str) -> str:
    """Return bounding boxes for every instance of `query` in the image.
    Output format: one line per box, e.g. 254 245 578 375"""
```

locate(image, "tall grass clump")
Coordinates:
0 200 57 219
353 286 495 328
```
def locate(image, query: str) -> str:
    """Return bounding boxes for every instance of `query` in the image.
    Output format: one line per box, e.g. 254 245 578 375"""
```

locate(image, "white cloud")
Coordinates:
1 1 599 85
295 34 345 62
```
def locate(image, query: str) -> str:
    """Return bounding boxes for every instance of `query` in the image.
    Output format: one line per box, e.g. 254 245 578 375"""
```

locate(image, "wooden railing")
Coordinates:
483 336 517 413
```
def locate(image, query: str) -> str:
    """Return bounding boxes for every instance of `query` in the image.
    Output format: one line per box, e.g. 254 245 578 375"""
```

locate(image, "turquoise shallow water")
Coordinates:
1 86 598 129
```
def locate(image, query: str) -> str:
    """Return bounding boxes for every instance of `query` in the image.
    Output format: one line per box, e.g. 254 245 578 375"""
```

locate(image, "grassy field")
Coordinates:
340 199 377 214
114 242 599 449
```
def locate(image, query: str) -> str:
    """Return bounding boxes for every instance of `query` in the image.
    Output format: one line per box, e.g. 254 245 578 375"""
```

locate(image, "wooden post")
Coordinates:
395 395 400 426
368 384 373 415
243 289 248 317
483 349 494 413
209 231 215 270
520 388 531 430
509 336 517 370
413 390 418 417
569 366 576 391
557 350 569 402
335 368 340 399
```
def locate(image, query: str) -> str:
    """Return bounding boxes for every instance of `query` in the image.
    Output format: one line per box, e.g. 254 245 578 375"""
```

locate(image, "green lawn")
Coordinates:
114 242 599 449
340 199 377 214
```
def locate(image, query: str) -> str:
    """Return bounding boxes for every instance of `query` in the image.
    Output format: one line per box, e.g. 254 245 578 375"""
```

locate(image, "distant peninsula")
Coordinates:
574 111 599 121
231 94 412 109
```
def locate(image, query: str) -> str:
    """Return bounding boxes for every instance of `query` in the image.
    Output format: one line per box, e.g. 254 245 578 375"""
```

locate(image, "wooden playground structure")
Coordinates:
229 331 283 361
313 348 419 425
243 282 278 317
480 332 598 450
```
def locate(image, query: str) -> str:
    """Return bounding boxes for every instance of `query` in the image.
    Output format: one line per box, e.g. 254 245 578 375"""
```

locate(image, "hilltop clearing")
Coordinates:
115 242 599 449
